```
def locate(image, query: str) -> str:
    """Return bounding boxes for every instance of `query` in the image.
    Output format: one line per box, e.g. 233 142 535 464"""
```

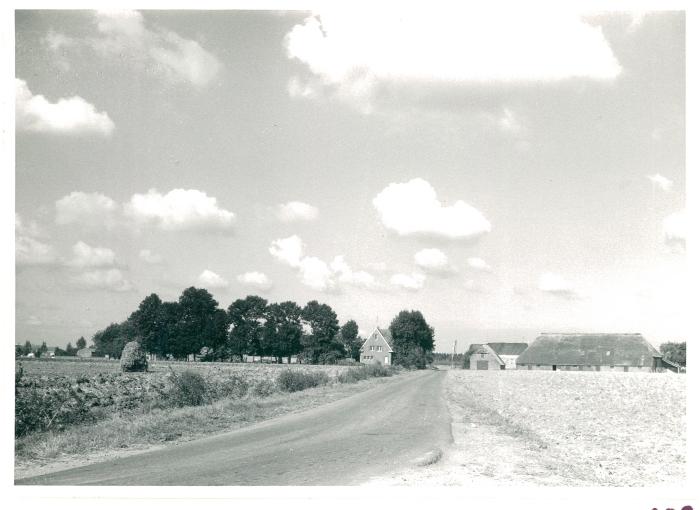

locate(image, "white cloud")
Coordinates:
648 173 673 192
16 79 115 136
538 272 579 299
269 236 377 291
197 269 229 289
663 211 686 253
124 189 235 231
25 315 43 326
276 201 319 222
269 235 305 267
285 8 621 110
55 191 118 226
75 268 132 292
467 257 492 272
16 214 57 266
68 241 117 268
390 272 426 291
237 271 273 291
373 178 491 239
56 10 222 88
139 249 163 264
414 248 451 274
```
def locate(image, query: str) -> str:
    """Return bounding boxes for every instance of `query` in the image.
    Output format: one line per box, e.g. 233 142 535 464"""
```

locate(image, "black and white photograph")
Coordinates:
6 1 696 507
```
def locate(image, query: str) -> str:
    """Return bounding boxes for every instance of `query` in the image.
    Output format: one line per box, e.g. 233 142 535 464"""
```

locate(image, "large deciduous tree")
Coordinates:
389 310 435 369
92 321 136 359
264 301 303 363
227 295 268 361
301 301 341 364
340 320 362 362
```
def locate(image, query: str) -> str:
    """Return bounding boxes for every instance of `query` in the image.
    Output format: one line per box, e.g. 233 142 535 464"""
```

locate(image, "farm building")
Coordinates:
360 327 393 366
516 333 677 372
464 342 528 370
77 347 96 358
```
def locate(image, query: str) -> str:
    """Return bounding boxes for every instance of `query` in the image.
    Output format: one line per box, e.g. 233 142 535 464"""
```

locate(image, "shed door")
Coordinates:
476 360 489 370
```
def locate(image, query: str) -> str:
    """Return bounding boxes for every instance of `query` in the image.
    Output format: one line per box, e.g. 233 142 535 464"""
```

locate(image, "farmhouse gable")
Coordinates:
360 327 393 366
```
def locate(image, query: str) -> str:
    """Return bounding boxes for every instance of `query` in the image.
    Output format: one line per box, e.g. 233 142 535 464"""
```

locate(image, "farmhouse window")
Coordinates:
377 346 382 351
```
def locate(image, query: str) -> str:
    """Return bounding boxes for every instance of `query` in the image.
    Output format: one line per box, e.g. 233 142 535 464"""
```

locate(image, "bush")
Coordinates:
120 341 148 372
277 369 330 392
337 364 395 384
167 369 208 407
251 379 277 397
208 374 249 400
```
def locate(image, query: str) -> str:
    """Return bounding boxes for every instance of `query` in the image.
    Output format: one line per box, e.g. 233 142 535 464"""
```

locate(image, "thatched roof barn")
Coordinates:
516 333 673 372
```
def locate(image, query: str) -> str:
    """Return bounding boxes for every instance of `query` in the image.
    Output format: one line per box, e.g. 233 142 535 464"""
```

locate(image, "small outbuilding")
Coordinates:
465 344 505 370
516 333 670 372
77 347 95 358
360 327 393 366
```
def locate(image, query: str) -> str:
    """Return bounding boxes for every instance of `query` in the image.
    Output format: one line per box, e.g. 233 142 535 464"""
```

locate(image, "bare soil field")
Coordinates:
369 369 686 487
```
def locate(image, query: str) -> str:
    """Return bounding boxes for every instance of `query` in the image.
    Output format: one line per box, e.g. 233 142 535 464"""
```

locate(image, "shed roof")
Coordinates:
487 342 528 356
516 333 660 366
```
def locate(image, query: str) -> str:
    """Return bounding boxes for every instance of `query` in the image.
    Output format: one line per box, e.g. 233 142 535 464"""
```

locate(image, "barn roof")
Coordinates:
516 333 660 366
467 344 505 365
487 342 528 356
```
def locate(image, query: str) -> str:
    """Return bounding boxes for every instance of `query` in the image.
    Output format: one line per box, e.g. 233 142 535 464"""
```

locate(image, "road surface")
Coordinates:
16 370 451 485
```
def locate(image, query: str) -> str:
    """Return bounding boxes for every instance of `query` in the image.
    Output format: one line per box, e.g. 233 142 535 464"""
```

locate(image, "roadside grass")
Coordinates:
15 366 406 478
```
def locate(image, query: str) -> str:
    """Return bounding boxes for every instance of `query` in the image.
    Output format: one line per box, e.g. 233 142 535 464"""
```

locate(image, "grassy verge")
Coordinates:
15 368 405 479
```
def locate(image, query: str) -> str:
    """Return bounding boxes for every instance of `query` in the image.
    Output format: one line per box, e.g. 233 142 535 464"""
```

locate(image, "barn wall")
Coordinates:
516 364 654 372
499 354 519 369
469 352 503 370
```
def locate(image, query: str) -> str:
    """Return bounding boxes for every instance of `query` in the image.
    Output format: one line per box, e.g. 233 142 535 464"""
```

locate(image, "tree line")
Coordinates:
88 287 364 364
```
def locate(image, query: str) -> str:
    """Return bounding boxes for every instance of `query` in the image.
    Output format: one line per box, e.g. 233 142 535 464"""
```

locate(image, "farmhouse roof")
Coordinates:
516 333 660 366
486 342 528 356
467 343 505 366
377 328 394 348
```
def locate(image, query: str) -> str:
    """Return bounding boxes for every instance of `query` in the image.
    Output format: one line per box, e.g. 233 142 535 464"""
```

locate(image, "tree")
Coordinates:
93 321 136 359
76 336 87 350
22 341 32 356
36 341 48 357
65 342 77 356
171 287 222 359
301 301 341 364
264 301 303 363
340 320 362 361
227 295 268 361
660 341 686 367
128 293 173 357
389 310 435 369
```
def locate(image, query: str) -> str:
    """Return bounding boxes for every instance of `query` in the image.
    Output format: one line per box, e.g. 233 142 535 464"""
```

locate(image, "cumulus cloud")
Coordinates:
237 271 273 291
285 8 621 110
16 79 114 136
68 241 117 268
139 249 163 264
414 248 454 276
269 235 377 292
648 173 673 192
538 272 579 299
276 201 319 222
373 178 491 240
467 257 492 272
16 214 57 266
390 272 426 291
124 189 235 231
75 268 132 292
197 269 229 289
663 211 686 253
55 191 118 226
47 10 221 87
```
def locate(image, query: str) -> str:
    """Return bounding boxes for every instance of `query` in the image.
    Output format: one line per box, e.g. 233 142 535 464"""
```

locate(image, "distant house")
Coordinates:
41 351 55 358
360 327 393 366
464 343 528 370
77 347 95 358
516 333 675 372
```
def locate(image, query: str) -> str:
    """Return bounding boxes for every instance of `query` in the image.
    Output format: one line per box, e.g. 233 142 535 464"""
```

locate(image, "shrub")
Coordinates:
337 364 395 384
120 341 148 372
167 369 208 407
277 369 330 392
208 374 249 400
251 379 277 397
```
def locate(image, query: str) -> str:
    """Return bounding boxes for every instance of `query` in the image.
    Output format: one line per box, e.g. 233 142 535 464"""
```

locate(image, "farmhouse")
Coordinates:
360 327 393 366
77 347 95 358
516 333 676 372
464 342 528 370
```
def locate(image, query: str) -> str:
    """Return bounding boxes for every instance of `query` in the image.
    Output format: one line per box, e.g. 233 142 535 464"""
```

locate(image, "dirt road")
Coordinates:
16 370 451 485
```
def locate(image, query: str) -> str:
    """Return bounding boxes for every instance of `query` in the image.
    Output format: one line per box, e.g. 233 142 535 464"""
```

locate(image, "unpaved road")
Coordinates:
16 370 451 485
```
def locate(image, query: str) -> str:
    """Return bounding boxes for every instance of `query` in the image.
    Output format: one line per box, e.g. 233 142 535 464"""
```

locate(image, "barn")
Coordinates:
486 343 528 369
464 342 528 370
360 327 393 366
77 347 95 358
516 333 673 372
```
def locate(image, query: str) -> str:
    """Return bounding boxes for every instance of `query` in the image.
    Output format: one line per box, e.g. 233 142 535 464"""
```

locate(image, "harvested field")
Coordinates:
370 369 686 487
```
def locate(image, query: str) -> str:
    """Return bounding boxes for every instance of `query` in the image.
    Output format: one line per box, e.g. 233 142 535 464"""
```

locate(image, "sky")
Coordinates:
13 8 686 352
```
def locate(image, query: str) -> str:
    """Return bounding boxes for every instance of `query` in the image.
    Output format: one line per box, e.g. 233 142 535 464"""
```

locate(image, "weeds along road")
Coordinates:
16 370 451 485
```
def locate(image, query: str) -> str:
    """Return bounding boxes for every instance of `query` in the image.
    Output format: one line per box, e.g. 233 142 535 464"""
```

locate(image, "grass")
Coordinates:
15 359 401 478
